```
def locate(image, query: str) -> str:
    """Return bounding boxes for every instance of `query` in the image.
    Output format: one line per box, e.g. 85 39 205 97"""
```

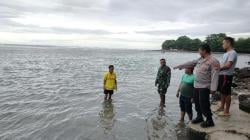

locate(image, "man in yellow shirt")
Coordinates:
103 65 117 100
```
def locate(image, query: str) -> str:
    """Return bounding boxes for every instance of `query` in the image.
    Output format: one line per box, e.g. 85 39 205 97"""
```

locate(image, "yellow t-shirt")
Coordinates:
104 72 116 90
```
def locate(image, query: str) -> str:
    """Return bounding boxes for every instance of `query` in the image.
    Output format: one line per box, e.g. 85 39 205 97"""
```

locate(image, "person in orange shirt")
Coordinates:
103 65 117 101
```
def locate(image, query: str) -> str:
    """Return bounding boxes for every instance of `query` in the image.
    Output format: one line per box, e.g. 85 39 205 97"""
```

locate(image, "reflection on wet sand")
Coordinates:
99 101 116 139
145 107 177 140
175 121 189 140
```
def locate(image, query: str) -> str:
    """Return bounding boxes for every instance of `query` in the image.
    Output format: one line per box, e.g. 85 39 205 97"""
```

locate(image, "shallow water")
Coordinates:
0 45 249 140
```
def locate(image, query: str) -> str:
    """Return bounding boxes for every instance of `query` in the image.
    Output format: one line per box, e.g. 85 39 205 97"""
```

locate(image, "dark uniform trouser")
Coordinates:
194 88 213 120
158 88 167 105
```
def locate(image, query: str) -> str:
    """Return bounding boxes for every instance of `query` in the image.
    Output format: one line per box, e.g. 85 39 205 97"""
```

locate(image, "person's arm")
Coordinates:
210 59 220 92
174 59 199 70
155 69 159 86
176 83 181 98
176 74 184 98
166 67 171 87
220 61 233 71
103 73 107 90
191 76 195 98
220 52 236 71
115 74 117 90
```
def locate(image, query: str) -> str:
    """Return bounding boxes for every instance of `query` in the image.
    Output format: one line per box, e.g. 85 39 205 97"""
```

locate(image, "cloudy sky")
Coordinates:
0 0 250 49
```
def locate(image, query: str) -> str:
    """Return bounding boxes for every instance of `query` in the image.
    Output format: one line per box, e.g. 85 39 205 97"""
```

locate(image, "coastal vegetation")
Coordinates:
162 33 250 53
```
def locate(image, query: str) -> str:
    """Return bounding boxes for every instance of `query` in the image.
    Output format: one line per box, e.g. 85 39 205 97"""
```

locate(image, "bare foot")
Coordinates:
179 119 184 122
159 103 166 107
214 107 224 112
218 112 231 117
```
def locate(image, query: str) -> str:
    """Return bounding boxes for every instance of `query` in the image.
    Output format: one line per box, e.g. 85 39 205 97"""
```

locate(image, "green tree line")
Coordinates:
162 33 250 53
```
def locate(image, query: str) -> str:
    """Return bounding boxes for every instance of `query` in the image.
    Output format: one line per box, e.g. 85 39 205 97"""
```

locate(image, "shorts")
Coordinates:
104 90 114 95
217 75 233 96
179 95 192 114
158 88 167 95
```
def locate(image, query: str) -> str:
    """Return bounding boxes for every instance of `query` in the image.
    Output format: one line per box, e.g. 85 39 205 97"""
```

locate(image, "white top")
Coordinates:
219 49 238 75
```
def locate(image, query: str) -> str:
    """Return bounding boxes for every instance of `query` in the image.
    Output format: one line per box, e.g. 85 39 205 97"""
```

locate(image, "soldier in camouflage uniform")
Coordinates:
155 59 171 107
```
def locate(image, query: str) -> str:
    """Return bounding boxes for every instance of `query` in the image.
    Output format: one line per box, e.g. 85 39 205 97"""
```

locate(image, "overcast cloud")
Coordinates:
0 0 250 49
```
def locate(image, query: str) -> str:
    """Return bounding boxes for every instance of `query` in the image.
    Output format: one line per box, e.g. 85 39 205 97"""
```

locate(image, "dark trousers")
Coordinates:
194 88 213 120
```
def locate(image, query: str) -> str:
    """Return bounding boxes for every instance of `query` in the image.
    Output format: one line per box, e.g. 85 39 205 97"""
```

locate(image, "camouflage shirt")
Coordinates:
155 65 171 90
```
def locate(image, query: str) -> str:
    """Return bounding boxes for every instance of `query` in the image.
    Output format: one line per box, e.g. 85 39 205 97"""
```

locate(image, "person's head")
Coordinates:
109 65 114 73
185 68 194 75
223 37 234 51
160 58 166 66
199 44 211 58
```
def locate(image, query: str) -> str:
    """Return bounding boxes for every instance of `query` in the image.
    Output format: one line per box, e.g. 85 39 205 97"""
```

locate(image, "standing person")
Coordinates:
103 65 117 101
155 59 171 107
176 68 195 122
174 44 220 128
216 37 238 116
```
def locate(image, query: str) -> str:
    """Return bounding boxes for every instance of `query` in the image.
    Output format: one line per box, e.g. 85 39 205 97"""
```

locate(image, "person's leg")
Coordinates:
104 90 108 100
217 75 225 111
192 89 203 124
159 88 166 107
160 94 165 107
108 90 113 100
159 93 162 105
162 94 165 106
108 93 112 100
179 96 185 121
224 76 233 115
188 113 193 121
180 111 185 122
224 95 231 114
199 88 213 119
220 94 226 110
199 88 214 128
185 96 193 121
158 89 162 106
